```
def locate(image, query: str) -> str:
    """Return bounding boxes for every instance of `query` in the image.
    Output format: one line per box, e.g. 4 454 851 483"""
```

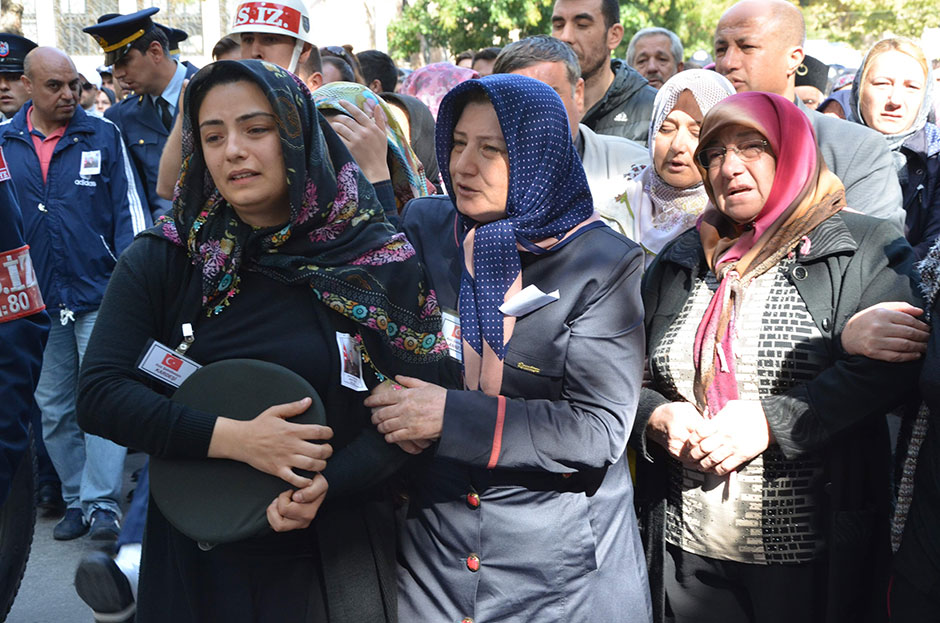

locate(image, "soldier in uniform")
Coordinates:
84 9 198 218
156 24 187 62
0 33 37 121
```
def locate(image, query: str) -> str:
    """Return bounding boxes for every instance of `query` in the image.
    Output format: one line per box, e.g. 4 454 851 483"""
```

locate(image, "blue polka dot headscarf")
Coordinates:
435 74 599 393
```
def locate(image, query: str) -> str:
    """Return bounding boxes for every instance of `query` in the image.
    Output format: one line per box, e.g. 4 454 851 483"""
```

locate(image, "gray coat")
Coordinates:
801 100 906 230
398 196 653 623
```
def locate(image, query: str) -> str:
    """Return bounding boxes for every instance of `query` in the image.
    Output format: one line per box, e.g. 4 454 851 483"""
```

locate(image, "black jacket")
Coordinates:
633 211 922 623
581 59 657 145
899 123 940 259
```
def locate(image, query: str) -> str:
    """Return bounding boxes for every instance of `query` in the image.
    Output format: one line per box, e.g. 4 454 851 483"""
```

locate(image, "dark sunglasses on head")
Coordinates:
322 46 354 64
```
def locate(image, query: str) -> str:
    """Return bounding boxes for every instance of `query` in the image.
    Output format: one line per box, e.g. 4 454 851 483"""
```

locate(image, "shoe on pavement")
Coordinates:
89 509 121 542
53 508 88 540
37 482 65 519
74 550 136 623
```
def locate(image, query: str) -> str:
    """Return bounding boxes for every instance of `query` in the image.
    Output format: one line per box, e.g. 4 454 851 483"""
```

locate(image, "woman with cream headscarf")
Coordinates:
613 69 735 262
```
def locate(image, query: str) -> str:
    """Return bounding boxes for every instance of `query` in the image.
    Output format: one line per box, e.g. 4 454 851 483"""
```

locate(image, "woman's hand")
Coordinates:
266 473 329 532
646 402 703 462
327 99 391 184
841 302 929 362
684 400 771 475
208 397 334 488
365 375 445 452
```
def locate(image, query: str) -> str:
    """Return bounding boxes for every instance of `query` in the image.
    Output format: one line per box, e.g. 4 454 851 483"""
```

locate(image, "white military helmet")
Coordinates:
229 0 315 72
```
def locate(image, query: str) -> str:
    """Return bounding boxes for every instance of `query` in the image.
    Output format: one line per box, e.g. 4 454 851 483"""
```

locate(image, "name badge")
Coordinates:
80 150 101 177
0 146 10 182
137 339 201 388
336 332 367 391
441 309 462 362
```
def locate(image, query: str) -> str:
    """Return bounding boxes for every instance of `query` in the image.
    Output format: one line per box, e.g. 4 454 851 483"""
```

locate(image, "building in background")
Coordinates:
14 0 401 69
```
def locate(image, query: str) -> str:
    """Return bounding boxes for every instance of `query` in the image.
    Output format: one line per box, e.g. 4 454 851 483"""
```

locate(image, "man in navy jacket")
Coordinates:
0 46 148 543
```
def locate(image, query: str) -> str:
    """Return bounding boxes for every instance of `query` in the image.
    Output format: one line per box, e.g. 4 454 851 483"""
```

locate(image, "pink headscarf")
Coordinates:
692 92 845 414
400 62 479 120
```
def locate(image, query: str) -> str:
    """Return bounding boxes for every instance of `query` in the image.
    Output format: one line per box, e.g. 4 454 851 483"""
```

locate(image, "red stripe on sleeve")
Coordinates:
486 395 506 469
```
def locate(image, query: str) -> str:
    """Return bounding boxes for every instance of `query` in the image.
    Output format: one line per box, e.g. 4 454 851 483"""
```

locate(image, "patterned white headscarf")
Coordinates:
631 70 736 252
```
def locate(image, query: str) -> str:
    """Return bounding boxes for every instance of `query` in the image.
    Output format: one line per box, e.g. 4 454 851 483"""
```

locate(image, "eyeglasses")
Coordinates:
82 83 95 91
697 139 772 169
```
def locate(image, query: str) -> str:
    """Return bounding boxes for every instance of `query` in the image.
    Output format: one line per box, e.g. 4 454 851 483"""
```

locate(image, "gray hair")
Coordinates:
626 27 684 67
493 35 581 89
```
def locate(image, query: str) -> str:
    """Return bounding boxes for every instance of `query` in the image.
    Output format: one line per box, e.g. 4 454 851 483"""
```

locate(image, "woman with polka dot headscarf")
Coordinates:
365 74 652 622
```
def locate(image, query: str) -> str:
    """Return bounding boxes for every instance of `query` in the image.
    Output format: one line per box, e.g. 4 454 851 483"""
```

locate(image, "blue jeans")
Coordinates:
118 460 148 548
35 310 125 520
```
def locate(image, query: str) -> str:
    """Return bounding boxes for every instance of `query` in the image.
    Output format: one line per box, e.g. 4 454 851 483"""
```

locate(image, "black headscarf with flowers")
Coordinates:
145 60 445 362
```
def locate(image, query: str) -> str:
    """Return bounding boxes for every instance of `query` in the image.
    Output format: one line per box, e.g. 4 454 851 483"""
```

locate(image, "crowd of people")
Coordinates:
1 0 939 621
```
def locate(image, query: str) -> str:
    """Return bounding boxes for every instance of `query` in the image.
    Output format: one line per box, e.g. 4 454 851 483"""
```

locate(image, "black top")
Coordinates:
78 235 411 492
183 269 334 401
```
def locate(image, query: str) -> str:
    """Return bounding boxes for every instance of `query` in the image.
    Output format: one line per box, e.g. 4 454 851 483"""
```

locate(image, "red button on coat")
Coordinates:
462 618 474 623
466 492 480 509
466 554 480 572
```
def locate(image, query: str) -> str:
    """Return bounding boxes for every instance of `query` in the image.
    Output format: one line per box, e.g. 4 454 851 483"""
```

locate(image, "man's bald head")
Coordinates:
22 47 79 127
714 0 805 98
725 0 804 46
23 46 77 81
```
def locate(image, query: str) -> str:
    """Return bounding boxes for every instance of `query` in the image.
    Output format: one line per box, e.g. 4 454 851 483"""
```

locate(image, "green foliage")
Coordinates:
388 0 940 65
802 0 940 49
389 0 554 61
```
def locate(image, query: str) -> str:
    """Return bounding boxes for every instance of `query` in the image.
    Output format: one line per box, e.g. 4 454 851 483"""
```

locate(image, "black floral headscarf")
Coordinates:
146 60 445 362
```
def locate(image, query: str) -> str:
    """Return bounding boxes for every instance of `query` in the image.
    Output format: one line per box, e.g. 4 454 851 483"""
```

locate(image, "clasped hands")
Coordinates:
646 400 772 476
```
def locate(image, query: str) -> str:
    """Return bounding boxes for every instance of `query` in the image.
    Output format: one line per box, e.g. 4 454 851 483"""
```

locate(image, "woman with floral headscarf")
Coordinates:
613 69 735 262
635 91 921 623
365 74 652 621
850 38 940 259
77 60 446 623
313 81 430 223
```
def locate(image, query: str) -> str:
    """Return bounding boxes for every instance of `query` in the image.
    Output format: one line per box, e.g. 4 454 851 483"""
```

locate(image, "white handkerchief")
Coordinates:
499 284 560 317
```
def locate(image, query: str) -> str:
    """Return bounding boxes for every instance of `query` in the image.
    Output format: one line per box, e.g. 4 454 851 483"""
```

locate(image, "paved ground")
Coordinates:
6 452 146 623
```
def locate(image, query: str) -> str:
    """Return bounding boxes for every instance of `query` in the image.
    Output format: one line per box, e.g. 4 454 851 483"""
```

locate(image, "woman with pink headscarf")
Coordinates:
634 91 921 623
399 62 479 120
